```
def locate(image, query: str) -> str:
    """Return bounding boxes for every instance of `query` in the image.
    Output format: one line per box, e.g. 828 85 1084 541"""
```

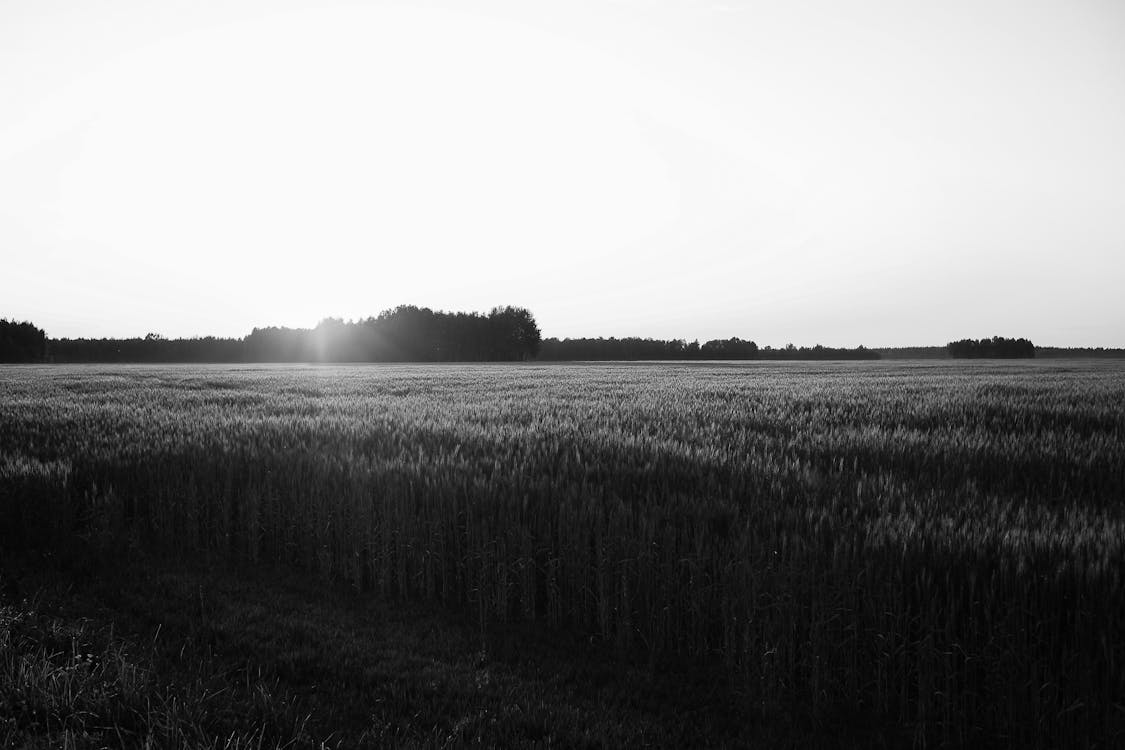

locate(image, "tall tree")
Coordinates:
0 319 47 362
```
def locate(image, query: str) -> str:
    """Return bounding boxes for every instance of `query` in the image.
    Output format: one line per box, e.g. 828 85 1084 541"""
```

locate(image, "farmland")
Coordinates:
2 361 1124 747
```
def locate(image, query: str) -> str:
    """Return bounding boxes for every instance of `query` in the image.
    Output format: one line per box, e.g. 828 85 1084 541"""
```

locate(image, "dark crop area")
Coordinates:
2 361 1124 747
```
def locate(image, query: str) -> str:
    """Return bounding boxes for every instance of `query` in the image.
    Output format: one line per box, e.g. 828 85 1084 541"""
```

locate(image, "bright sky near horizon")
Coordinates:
2 0 1123 347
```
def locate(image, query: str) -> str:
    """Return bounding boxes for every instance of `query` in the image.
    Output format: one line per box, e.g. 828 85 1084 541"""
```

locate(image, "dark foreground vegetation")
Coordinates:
2 361 1123 747
2 558 754 748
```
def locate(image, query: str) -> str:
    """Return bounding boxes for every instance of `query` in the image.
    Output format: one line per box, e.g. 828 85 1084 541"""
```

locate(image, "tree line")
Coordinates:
946 336 1035 358
537 337 880 360
38 306 542 363
48 335 245 363
1035 347 1125 359
6 315 1072 363
877 342 1125 359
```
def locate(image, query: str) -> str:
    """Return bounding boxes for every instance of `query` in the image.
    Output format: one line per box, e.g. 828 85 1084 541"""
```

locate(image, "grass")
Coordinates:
1 557 773 748
2 360 1124 747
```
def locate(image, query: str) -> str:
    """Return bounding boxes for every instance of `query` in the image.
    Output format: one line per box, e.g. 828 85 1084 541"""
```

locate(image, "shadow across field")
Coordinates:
0 556 852 748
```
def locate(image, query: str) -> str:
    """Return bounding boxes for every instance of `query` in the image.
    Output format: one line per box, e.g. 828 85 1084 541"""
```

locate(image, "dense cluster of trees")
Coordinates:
947 336 1035 359
538 337 879 361
245 306 542 362
46 306 542 363
0 319 47 362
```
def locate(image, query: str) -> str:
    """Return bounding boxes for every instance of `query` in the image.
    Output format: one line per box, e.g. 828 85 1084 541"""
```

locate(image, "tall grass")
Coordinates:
2 361 1123 746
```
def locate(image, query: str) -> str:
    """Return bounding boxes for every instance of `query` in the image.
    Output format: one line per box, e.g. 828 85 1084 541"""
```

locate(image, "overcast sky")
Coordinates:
2 0 1123 346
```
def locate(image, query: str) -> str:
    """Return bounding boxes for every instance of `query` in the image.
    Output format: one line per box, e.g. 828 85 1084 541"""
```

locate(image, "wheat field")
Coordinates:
2 361 1123 746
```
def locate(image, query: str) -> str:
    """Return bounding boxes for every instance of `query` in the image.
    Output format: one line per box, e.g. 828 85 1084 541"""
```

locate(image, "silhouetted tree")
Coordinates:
0 319 48 362
947 336 1035 358
488 306 541 360
700 337 759 359
235 306 543 363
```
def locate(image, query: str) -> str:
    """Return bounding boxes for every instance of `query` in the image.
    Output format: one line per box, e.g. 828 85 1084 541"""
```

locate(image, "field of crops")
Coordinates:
2 361 1123 746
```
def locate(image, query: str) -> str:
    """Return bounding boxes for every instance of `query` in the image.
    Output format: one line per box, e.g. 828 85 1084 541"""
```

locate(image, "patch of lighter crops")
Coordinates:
0 451 71 480
862 505 1125 578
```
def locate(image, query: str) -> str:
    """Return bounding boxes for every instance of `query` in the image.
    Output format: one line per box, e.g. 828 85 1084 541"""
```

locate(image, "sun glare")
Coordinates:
14 5 699 333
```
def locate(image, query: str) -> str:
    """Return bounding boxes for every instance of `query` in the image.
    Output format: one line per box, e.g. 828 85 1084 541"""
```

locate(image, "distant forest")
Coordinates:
879 341 1125 359
3 315 1123 363
538 337 879 361
1035 347 1125 359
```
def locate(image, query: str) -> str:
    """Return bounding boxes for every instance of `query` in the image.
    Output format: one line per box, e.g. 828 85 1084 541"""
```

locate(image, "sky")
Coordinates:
2 0 1124 347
